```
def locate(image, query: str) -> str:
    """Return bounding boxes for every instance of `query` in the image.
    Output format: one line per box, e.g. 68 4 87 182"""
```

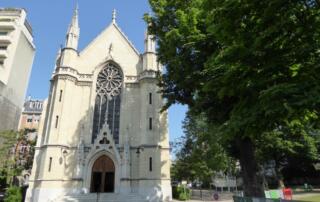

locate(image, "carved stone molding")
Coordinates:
53 66 93 86
139 70 157 80
124 83 139 88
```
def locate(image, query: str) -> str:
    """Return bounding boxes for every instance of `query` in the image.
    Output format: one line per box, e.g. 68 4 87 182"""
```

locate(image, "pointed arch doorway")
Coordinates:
90 155 115 193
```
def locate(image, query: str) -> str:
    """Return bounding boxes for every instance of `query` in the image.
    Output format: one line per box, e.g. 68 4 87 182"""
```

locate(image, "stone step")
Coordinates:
57 193 147 202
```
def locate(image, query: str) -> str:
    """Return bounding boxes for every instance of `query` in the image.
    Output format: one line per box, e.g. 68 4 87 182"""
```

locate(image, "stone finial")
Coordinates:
65 3 80 50
112 9 116 23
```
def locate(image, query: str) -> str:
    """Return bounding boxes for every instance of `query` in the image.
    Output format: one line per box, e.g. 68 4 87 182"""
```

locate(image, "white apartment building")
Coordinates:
0 8 35 131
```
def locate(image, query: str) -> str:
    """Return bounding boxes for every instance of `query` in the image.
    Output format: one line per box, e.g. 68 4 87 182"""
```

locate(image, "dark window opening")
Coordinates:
149 93 152 104
48 157 52 172
55 116 59 128
0 46 7 50
149 118 152 130
59 90 63 102
149 157 152 172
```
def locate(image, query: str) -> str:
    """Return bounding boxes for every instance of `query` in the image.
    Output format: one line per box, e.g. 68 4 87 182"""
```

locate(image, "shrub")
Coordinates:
172 185 191 201
4 186 22 202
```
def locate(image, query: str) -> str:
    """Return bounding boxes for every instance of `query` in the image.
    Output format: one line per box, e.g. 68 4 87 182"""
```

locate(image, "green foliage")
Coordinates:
0 169 8 191
0 131 20 188
171 111 235 183
0 130 36 190
172 185 191 201
4 186 22 202
0 131 19 168
147 0 320 197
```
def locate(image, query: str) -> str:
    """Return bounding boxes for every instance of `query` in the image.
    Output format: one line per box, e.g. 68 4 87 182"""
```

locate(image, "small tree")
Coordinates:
171 111 235 186
0 131 20 188
0 129 36 189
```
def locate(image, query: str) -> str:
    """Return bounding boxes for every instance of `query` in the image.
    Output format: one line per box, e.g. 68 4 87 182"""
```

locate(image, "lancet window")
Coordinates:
92 62 123 144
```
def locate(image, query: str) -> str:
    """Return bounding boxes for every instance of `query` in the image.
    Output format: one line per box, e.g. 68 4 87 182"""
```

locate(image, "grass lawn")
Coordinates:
295 194 320 202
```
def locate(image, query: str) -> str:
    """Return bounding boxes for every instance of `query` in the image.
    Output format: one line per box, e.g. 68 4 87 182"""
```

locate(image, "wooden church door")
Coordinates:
90 155 115 193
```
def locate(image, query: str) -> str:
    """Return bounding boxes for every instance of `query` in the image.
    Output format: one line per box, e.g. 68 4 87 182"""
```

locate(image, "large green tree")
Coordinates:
146 0 320 197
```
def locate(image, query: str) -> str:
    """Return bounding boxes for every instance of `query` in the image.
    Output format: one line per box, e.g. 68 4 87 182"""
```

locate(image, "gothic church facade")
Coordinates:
26 8 171 202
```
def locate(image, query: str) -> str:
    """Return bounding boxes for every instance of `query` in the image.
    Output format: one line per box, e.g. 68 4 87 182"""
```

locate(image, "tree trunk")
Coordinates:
278 179 285 189
237 137 264 197
275 164 285 188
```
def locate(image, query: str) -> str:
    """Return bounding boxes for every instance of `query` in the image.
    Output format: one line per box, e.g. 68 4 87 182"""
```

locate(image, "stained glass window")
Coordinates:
92 63 123 144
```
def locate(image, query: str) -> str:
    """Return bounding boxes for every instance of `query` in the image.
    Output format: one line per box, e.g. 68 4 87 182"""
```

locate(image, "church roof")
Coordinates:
79 20 140 57
112 23 140 55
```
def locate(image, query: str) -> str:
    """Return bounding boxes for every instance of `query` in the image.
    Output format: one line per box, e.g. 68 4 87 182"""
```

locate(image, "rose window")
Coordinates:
96 63 123 98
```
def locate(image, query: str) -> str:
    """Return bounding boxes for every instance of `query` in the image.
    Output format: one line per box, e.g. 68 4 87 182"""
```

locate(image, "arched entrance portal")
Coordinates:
90 155 115 193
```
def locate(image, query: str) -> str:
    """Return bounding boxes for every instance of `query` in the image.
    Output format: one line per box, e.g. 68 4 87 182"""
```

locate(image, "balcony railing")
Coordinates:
0 49 8 58
0 35 12 43
0 21 16 30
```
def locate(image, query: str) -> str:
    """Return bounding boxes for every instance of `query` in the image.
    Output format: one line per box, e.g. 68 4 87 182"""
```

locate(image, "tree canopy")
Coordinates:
171 112 235 185
146 0 320 197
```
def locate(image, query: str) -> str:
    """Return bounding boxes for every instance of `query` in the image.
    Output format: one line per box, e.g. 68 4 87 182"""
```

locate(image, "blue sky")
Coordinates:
1 0 187 142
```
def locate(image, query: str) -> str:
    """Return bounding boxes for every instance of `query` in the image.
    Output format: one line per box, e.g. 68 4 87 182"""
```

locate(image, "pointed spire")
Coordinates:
112 9 116 23
73 3 79 26
65 4 80 50
68 4 79 33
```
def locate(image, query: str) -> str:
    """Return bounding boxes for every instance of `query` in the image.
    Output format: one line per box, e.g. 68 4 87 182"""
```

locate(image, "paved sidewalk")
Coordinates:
293 191 320 201
172 191 320 202
172 200 232 202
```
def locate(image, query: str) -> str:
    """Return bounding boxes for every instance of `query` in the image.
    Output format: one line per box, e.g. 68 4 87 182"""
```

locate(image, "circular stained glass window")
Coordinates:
96 63 123 98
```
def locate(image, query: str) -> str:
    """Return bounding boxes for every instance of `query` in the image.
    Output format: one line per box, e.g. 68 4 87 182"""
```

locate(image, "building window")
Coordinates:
59 90 63 102
0 32 7 36
149 93 152 105
27 115 33 123
149 157 152 172
0 46 7 50
92 62 123 144
149 118 152 130
48 157 52 172
55 116 59 128
0 59 4 66
34 116 40 122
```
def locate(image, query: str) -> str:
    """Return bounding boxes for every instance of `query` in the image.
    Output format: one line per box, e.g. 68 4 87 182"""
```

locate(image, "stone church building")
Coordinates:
26 8 171 202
